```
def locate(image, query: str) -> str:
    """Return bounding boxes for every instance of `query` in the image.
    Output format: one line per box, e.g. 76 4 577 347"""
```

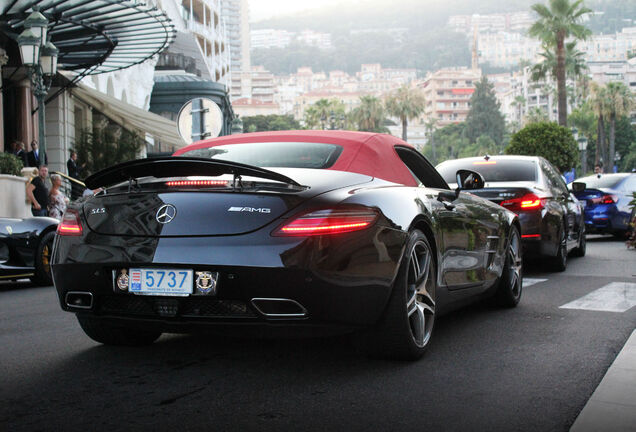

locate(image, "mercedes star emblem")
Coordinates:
156 204 177 224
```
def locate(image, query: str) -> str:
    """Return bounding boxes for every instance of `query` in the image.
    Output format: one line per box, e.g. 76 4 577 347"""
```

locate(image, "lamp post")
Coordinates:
16 8 58 164
578 136 588 175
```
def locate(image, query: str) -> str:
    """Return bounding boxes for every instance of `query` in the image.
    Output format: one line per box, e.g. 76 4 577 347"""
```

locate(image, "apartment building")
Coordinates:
420 68 482 126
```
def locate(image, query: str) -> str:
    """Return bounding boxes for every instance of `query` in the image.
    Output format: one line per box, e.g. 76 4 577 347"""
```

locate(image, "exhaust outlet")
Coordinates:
251 298 307 318
65 292 94 310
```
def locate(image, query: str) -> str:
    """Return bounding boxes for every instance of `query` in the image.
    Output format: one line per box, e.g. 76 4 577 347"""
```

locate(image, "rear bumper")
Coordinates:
52 226 407 329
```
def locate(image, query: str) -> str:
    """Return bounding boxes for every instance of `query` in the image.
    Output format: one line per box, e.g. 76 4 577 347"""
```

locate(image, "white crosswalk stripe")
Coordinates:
560 282 636 313
523 278 547 287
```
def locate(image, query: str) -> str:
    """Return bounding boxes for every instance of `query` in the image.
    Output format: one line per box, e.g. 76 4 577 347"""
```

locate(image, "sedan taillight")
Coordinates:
274 207 379 236
57 209 83 236
500 193 544 213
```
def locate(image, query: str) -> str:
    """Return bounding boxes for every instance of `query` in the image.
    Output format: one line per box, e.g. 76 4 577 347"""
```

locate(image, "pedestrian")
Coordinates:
67 149 85 199
47 174 68 220
13 140 28 167
26 165 50 217
27 140 47 167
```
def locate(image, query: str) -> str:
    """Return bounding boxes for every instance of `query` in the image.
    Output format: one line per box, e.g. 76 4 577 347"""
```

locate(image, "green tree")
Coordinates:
506 121 578 172
74 126 144 176
385 85 425 141
303 99 345 129
422 123 469 164
590 82 609 167
524 107 550 125
569 102 597 173
529 0 592 126
242 115 300 132
464 76 506 147
349 96 389 132
604 82 635 169
0 152 24 176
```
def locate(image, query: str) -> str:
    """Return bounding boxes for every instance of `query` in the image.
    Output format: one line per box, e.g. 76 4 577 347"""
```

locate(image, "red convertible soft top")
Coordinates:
173 130 418 187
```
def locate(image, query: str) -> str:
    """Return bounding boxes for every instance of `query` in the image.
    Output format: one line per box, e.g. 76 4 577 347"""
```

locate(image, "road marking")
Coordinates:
560 282 636 313
523 278 547 287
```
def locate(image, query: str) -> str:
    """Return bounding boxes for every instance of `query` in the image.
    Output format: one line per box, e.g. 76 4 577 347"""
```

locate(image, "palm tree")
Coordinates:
529 0 591 127
350 96 388 132
384 85 426 141
530 41 588 84
590 82 608 167
605 82 635 169
511 95 527 123
304 99 345 129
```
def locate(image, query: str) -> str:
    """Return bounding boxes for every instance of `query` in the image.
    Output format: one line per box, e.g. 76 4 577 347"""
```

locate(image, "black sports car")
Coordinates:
52 131 522 360
1 216 58 285
437 155 586 272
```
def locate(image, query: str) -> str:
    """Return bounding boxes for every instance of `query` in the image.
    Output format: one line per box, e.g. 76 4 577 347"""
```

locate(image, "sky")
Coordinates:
249 0 342 22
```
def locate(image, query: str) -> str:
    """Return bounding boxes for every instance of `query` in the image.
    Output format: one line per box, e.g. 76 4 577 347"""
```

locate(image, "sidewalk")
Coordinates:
570 329 636 432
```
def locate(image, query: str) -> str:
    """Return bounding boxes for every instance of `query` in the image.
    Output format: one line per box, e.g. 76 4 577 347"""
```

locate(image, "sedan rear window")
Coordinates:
437 159 537 183
180 142 343 169
576 174 629 189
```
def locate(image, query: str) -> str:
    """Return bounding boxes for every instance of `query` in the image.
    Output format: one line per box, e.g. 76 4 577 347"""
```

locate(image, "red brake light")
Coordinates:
57 209 83 236
600 194 616 204
274 208 379 236
166 180 229 187
500 193 544 213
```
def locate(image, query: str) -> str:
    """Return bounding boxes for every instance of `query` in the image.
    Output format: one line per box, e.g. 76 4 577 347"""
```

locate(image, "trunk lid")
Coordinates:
82 163 374 237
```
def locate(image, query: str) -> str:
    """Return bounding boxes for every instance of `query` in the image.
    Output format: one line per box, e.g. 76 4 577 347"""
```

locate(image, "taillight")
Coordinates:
57 209 83 236
165 180 229 187
600 194 616 204
500 193 544 212
274 207 379 236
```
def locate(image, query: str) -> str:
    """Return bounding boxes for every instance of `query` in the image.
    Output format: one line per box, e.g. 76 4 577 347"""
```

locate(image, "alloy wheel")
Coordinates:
507 230 522 298
406 239 435 348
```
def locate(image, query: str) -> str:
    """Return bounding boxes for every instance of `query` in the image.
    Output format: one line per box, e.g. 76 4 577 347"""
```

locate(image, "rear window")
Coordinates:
577 174 629 189
436 159 537 183
179 142 343 169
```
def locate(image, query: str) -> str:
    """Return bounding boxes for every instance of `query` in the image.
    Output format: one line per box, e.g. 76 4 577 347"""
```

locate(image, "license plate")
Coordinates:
129 268 193 296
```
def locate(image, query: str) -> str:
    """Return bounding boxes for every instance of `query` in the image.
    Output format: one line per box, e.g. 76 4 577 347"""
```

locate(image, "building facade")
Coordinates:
420 68 481 126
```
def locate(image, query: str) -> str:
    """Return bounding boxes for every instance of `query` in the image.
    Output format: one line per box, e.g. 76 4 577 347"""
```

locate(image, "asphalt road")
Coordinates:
1 236 634 432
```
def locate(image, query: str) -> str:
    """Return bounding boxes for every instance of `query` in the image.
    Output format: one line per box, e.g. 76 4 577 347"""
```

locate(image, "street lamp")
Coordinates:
16 8 58 165
577 136 588 175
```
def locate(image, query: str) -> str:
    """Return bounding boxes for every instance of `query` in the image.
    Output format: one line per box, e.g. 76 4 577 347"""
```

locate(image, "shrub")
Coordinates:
0 152 24 176
506 122 578 172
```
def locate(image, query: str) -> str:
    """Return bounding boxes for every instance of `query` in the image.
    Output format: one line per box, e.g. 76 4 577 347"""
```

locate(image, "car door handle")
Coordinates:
443 202 456 211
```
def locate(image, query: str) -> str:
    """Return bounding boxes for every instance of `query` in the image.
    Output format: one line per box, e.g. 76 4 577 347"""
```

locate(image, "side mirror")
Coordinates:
456 169 485 191
571 182 586 193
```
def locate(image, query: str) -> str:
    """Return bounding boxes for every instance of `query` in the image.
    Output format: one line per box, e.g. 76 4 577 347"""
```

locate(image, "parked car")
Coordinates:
0 217 58 285
52 131 522 360
570 172 636 237
436 155 585 271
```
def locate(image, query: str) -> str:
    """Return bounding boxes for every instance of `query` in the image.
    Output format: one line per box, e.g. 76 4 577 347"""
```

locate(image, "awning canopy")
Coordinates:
71 82 185 149
1 0 176 75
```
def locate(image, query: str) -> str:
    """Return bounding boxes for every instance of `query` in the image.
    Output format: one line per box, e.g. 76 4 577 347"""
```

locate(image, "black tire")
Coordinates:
550 223 567 272
30 231 56 286
77 315 162 346
495 226 523 308
363 230 436 360
571 225 586 258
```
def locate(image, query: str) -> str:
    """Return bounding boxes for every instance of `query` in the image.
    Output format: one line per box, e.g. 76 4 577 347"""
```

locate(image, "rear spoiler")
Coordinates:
85 157 303 189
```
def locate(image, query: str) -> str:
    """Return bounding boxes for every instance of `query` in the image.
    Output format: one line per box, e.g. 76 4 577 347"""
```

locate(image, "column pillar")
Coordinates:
0 48 7 151
16 79 33 147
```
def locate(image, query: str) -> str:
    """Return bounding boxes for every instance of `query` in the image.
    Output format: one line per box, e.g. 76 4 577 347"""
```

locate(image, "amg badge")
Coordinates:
228 207 271 213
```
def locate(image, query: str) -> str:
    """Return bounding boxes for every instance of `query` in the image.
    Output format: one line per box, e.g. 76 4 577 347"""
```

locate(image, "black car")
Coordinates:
52 131 522 360
0 216 58 285
437 155 585 271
